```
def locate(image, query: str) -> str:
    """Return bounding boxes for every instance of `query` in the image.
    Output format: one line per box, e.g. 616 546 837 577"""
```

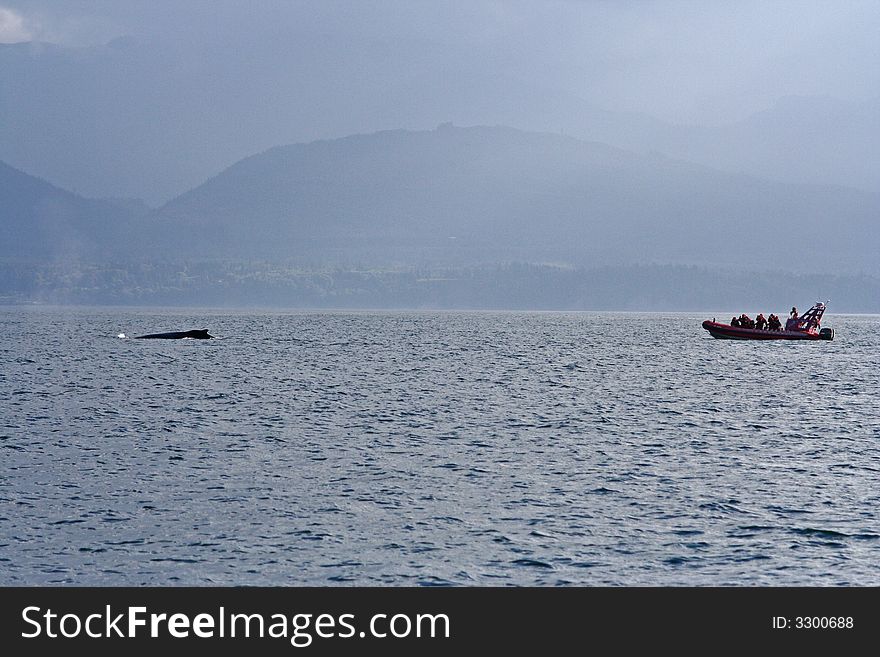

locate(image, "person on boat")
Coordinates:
731 316 740 327
740 314 754 329
785 306 803 331
767 314 781 331
755 313 766 330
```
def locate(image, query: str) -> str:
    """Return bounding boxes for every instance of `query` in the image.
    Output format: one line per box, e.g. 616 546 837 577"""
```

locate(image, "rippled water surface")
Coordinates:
1 307 879 585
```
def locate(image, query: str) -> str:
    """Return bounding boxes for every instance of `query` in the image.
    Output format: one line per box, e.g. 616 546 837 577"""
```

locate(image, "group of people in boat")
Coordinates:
730 307 796 331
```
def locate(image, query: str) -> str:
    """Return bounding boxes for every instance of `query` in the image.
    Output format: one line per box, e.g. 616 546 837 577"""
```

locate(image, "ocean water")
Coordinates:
1 307 878 586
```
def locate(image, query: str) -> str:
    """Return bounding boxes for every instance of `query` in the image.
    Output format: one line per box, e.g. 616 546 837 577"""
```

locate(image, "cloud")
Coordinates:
0 6 32 43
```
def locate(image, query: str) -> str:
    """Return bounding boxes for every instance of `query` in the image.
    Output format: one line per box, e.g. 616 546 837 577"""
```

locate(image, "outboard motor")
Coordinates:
819 327 834 340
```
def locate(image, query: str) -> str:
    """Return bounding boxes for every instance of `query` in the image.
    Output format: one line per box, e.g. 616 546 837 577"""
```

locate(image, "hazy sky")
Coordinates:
3 0 878 125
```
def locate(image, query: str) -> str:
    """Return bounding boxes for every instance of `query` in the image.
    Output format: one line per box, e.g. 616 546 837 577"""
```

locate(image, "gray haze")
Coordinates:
3 125 879 310
1 1 878 309
1 0 878 203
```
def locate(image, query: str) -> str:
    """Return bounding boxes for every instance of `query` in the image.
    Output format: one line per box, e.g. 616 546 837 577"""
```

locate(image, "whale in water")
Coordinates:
134 329 214 339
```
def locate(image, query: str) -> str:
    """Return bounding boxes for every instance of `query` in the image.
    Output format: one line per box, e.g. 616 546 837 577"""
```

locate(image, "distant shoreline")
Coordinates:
2 261 878 313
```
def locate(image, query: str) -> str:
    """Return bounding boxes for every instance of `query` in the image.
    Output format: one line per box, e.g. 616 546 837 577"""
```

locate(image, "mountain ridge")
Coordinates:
145 124 878 274
3 124 877 279
0 160 148 259
1 37 876 202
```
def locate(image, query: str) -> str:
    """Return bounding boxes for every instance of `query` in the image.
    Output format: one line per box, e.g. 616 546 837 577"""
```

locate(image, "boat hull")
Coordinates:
701 320 822 341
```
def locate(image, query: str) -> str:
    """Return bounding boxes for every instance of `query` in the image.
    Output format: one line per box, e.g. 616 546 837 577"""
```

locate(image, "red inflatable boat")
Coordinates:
702 302 834 341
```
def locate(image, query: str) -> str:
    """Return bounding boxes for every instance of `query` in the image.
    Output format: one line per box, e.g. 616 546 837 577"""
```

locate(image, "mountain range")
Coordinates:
0 160 148 259
1 38 877 205
149 124 879 274
3 124 878 277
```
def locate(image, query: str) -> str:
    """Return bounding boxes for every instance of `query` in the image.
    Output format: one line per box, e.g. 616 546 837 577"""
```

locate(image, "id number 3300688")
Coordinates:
772 617 854 630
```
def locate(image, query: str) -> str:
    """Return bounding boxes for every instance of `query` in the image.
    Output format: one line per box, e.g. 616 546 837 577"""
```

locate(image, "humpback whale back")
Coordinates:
134 329 214 339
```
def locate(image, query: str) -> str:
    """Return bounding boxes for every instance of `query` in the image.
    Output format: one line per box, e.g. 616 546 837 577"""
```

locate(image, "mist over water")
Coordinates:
2 307 878 585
